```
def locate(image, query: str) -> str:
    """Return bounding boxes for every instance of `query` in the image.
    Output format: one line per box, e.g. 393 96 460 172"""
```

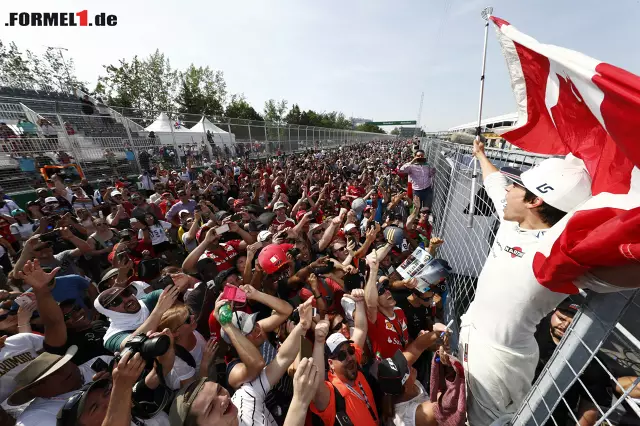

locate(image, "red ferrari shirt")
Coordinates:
298 276 344 314
367 308 409 358
200 239 242 272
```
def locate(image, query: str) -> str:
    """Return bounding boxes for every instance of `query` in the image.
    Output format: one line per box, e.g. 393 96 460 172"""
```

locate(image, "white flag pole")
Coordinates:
467 6 493 228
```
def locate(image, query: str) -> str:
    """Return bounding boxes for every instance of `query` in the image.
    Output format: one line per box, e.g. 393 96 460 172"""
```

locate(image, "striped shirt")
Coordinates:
232 369 277 426
399 163 436 190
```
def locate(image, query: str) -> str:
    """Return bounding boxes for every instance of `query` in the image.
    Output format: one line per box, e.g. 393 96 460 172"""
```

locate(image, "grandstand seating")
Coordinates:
0 87 133 138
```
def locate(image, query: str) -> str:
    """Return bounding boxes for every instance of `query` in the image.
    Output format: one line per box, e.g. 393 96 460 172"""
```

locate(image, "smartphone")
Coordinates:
15 295 32 307
229 213 243 222
300 336 313 359
215 224 230 235
90 358 109 373
157 275 174 288
222 284 247 303
40 230 61 243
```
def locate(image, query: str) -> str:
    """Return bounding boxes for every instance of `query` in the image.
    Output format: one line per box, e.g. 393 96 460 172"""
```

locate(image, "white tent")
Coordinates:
189 117 236 146
144 113 201 146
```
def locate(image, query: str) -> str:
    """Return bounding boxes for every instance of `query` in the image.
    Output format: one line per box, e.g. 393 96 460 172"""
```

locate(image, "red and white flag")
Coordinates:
490 16 640 293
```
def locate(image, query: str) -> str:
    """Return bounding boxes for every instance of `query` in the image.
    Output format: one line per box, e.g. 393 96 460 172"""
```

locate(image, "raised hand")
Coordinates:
239 284 258 300
17 300 37 325
16 259 60 291
292 357 320 406
112 351 146 388
403 278 418 290
314 315 330 341
155 285 180 313
298 297 313 331
349 288 365 304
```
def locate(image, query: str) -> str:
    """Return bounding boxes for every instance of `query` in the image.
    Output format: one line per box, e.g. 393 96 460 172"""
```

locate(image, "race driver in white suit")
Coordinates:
460 138 593 425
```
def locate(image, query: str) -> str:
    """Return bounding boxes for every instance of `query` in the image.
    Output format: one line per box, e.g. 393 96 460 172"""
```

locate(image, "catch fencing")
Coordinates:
0 96 388 193
421 138 640 426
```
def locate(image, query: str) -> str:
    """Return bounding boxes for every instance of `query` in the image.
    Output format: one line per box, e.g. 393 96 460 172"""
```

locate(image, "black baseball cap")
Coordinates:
56 379 110 426
376 350 410 396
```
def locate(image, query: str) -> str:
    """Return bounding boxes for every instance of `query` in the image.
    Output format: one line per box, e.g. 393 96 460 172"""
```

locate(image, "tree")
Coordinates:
390 127 400 135
355 123 386 134
225 94 263 121
175 64 226 118
263 99 288 124
99 50 178 119
285 104 301 125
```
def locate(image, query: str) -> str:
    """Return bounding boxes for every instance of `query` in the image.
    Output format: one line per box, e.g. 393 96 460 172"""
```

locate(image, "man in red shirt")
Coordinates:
181 221 255 274
271 201 295 230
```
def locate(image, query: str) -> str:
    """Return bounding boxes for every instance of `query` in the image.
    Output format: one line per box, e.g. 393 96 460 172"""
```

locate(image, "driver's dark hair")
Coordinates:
523 189 566 226
415 149 425 155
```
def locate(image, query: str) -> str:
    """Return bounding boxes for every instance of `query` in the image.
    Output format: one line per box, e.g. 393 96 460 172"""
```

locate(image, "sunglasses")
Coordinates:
377 282 390 296
63 304 82 321
332 345 356 362
106 287 135 308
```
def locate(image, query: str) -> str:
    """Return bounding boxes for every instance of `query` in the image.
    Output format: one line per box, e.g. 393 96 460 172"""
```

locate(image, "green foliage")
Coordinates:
0 41 85 92
175 64 226 118
390 127 400 135
225 94 263 121
355 123 386 134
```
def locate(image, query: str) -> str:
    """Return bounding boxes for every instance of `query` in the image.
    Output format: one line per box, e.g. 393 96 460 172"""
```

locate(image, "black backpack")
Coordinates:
310 384 353 426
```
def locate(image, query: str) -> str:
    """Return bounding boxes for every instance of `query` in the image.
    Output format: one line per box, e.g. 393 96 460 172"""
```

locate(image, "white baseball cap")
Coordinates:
501 156 591 212
325 332 352 356
257 230 273 242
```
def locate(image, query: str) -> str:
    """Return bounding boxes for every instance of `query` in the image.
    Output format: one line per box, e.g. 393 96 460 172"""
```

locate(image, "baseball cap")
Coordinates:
384 226 404 248
169 378 209 426
376 350 410 396
56 379 110 426
257 244 291 274
273 201 286 210
45 196 58 203
257 230 273 243
98 268 119 291
344 223 357 233
8 346 78 406
220 311 259 344
351 198 366 215
178 209 190 217
97 286 131 308
325 333 353 358
256 212 276 228
501 156 592 212
10 208 25 216
110 190 122 197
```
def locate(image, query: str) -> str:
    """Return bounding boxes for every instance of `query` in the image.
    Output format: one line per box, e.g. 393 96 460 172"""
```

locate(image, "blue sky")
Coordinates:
4 0 639 130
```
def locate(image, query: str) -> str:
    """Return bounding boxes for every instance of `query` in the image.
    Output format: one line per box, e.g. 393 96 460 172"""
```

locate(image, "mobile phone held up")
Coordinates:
221 284 247 303
215 224 230 235
300 336 313 359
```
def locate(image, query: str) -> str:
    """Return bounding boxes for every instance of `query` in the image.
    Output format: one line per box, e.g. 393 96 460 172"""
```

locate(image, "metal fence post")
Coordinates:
54 113 83 169
512 290 638 426
121 116 142 175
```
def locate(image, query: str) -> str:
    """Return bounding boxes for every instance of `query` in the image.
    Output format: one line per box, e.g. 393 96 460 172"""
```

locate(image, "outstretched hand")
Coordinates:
15 260 60 292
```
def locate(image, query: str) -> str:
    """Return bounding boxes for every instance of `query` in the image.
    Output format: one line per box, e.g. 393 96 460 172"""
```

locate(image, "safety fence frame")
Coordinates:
420 137 640 426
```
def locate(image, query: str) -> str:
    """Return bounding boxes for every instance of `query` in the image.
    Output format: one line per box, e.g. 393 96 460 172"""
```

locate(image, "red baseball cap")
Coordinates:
258 243 294 274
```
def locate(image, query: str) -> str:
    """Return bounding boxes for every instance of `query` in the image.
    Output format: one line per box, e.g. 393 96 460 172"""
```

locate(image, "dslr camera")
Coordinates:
116 334 170 364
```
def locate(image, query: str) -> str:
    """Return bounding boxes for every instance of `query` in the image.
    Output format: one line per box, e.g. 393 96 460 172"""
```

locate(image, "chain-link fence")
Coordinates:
0 94 390 193
421 137 640 426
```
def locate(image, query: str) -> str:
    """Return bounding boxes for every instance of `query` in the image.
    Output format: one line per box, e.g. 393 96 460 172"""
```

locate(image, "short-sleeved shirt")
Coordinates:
40 250 79 277
199 240 242 272
310 344 378 426
103 290 163 353
0 334 44 402
139 221 171 245
367 308 409 358
298 276 345 314
232 369 278 426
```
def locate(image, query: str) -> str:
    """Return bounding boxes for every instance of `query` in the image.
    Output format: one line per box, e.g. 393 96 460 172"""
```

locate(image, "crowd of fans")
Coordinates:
0 139 472 426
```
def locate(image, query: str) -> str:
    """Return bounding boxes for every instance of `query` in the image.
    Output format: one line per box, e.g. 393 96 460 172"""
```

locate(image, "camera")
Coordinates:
116 334 170 364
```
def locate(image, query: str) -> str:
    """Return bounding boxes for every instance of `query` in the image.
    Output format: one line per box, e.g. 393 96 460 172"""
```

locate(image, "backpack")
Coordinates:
310 383 353 426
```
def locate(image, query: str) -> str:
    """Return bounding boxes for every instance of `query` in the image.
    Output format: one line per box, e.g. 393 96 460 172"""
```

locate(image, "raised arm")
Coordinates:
265 298 313 386
311 317 331 411
59 227 92 255
16 260 67 347
346 288 367 348
243 285 293 333
182 226 217 273
364 251 380 323
472 137 499 180
217 298 267 389
101 352 146 426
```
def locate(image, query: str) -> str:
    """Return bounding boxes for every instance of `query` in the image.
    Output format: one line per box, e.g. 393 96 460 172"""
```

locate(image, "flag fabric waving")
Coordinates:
490 16 640 294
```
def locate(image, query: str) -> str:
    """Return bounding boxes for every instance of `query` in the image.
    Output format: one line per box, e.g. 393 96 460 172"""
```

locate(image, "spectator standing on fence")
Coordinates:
37 118 58 149
399 149 435 209
17 118 37 137
459 137 593 425
80 95 94 116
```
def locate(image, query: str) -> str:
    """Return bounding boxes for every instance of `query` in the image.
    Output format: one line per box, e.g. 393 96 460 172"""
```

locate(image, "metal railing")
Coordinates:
421 137 640 426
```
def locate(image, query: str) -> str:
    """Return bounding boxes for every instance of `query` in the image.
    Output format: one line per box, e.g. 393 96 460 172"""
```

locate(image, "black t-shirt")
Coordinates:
535 314 611 425
44 321 110 365
393 293 431 340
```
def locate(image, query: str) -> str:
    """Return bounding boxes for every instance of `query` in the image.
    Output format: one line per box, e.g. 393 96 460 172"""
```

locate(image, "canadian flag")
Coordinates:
490 16 640 293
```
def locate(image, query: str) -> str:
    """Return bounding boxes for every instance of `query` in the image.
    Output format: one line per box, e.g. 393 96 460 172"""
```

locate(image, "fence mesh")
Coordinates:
421 138 640 426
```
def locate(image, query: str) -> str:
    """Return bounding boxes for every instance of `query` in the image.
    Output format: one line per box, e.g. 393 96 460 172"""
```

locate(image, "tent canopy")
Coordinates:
190 117 229 134
144 113 190 133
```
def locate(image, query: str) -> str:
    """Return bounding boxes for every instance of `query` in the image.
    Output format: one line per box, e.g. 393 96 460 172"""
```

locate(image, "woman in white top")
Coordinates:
9 208 38 247
137 212 172 256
